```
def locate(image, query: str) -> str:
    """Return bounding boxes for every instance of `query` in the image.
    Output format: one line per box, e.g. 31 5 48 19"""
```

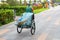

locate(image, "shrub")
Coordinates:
0 6 26 16
33 6 38 10
38 4 43 8
0 2 9 8
0 9 14 26
14 6 26 16
33 3 43 10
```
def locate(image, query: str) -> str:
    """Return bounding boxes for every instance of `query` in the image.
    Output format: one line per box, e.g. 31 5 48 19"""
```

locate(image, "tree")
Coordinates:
29 0 32 4
7 0 19 6
34 0 36 3
50 0 54 7
39 0 41 3
20 0 22 5
24 0 27 5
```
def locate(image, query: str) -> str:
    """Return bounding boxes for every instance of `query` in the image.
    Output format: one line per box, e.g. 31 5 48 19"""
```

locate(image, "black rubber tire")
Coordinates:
31 20 36 35
17 26 22 33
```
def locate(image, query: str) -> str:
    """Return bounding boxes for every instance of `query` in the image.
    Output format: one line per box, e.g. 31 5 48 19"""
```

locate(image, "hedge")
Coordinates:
0 6 27 26
0 5 44 16
0 9 14 26
0 6 26 16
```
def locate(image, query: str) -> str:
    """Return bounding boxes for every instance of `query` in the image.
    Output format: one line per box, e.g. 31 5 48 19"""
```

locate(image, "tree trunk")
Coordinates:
29 0 31 4
34 0 36 3
39 0 41 3
24 0 27 6
50 0 54 7
7 0 18 6
20 0 22 5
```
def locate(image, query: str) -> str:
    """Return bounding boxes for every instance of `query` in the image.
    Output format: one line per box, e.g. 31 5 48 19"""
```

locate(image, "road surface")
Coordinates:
0 6 60 40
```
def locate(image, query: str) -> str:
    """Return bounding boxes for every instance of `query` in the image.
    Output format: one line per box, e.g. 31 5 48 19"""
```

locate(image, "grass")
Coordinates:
56 0 60 2
34 8 48 14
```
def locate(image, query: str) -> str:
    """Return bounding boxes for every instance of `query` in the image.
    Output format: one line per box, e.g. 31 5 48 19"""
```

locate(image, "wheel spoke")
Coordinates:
17 27 22 33
31 20 35 35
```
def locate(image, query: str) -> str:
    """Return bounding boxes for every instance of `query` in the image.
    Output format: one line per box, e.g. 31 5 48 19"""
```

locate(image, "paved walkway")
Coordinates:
0 6 60 40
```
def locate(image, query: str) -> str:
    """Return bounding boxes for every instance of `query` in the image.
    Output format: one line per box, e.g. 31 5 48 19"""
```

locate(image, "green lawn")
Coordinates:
56 0 60 2
34 8 48 14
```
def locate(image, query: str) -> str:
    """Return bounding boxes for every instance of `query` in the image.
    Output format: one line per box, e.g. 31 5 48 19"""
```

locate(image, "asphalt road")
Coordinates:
0 6 60 40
